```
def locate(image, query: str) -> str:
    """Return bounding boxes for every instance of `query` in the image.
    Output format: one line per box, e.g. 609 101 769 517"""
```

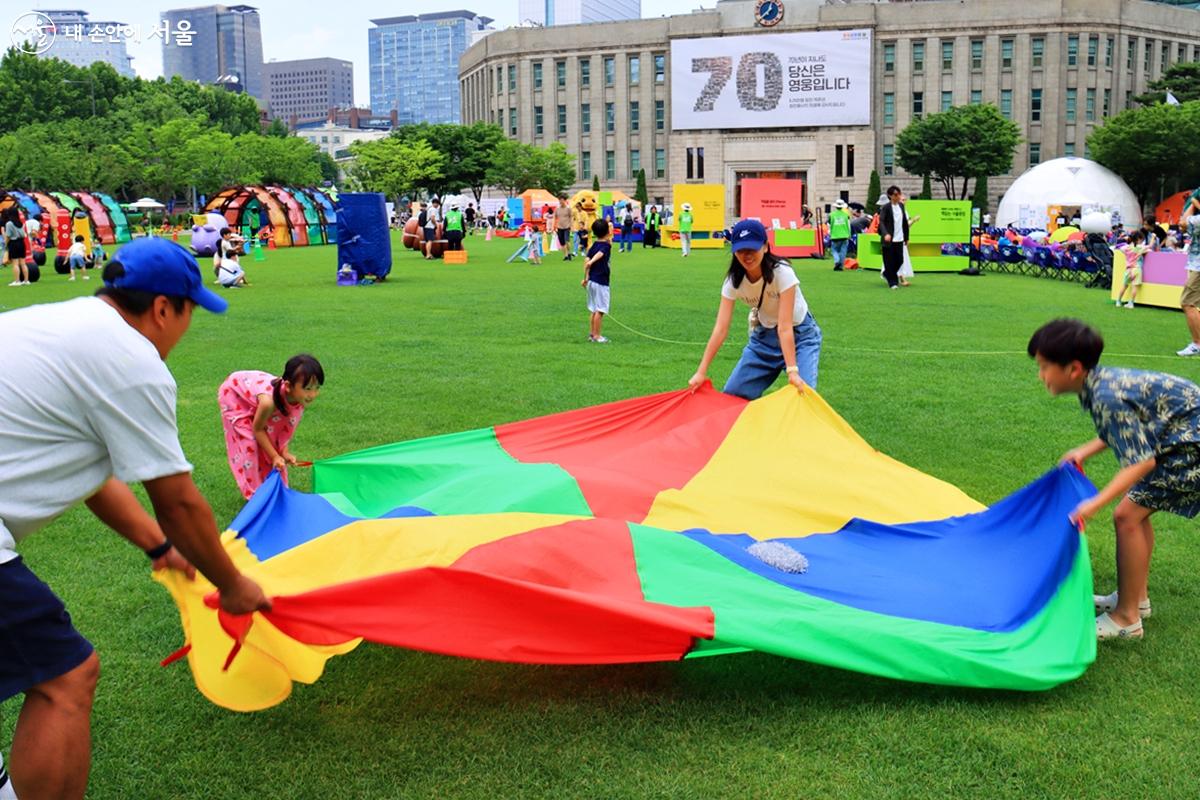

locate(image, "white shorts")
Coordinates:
586 282 610 314
218 263 244 287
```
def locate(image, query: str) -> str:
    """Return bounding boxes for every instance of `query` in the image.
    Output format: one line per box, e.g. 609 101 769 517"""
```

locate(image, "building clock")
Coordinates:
754 0 784 27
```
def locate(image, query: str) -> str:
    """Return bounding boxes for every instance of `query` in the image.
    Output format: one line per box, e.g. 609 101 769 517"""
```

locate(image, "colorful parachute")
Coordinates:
156 386 1097 711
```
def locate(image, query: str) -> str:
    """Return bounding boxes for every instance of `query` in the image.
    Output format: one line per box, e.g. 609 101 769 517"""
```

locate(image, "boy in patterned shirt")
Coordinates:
1029 318 1200 640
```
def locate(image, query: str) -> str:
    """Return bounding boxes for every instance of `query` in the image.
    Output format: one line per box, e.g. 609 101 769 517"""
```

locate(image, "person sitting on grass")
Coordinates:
66 235 90 282
218 354 324 499
217 228 248 288
1115 230 1150 308
582 218 613 343
1028 318 1200 640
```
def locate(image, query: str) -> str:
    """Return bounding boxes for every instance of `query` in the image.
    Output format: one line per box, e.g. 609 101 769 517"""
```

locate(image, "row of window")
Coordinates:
882 35 1198 74
492 54 666 94
495 100 668 137
880 87 1113 124
579 148 667 181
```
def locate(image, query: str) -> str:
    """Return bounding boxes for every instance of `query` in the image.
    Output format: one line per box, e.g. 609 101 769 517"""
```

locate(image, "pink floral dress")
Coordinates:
218 370 304 499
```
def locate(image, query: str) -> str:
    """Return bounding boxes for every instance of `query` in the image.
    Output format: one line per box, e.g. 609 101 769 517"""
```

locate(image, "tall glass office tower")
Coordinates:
517 0 641 26
368 12 493 124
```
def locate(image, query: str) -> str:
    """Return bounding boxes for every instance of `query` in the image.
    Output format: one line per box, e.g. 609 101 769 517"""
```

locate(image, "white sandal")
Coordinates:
1095 612 1143 640
1094 591 1151 618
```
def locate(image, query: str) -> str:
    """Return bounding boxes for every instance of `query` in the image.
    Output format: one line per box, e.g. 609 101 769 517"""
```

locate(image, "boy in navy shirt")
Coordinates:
582 218 613 343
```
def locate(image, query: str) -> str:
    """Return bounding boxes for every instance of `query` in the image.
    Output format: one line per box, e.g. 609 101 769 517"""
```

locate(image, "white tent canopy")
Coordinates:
126 197 165 210
996 158 1141 229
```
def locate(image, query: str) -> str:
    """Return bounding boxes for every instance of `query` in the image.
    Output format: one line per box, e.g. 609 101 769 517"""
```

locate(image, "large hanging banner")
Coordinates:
671 29 872 131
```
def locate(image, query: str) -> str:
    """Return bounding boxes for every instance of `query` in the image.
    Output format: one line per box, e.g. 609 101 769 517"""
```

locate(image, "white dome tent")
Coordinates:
996 158 1141 230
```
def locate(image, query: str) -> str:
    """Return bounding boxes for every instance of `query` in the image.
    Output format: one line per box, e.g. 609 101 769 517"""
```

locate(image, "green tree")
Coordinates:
1134 61 1200 105
896 104 1021 200
485 140 537 196
265 118 290 138
866 169 881 211
970 174 990 218
348 137 445 200
394 122 506 202
1088 101 1200 206
530 142 577 196
635 168 648 209
592 174 600 191
918 174 932 200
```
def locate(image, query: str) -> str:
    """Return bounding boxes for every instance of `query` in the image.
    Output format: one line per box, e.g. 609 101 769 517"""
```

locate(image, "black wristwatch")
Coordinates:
145 540 173 560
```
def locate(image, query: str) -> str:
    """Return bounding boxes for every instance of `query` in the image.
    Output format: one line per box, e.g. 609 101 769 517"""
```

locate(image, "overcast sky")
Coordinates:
21 1 710 105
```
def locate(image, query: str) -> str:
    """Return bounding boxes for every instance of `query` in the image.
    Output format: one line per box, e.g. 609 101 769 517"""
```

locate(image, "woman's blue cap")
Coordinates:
107 238 228 313
730 219 768 253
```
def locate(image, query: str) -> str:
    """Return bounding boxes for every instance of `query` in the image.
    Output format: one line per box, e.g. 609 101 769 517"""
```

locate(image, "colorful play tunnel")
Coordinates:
157 386 1097 712
0 190 131 245
205 186 337 248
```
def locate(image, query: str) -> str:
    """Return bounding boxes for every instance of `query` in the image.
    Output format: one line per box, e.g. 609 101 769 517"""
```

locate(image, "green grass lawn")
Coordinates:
4 233 1200 799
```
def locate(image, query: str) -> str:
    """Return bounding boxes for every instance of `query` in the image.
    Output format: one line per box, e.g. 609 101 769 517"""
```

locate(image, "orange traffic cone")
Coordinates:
267 237 276 250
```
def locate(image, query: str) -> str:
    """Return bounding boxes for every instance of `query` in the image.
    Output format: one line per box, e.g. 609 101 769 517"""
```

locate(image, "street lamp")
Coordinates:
62 78 96 117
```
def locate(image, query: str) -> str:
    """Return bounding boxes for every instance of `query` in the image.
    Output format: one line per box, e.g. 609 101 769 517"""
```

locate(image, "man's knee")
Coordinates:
28 652 100 712
1112 503 1147 534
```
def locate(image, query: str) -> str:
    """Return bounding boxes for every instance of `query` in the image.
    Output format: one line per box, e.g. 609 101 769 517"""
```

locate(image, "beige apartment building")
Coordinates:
460 0 1199 218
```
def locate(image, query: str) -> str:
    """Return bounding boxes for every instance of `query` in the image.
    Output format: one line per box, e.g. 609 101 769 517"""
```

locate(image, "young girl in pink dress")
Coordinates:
218 354 324 498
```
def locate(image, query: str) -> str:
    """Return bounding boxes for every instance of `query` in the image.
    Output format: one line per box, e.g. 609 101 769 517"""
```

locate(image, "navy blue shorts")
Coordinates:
0 557 94 702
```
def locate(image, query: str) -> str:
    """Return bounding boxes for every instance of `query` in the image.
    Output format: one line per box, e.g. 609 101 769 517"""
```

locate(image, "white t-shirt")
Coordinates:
68 241 87 258
1186 214 1200 272
0 297 192 563
721 262 810 329
890 204 906 243
24 218 41 237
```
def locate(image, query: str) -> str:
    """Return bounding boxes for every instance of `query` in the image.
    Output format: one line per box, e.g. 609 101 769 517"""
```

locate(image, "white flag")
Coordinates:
1166 91 1181 106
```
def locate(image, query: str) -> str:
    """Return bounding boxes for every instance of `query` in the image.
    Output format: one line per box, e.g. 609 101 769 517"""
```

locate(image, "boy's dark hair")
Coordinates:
1027 318 1104 369
74 235 84 242
591 218 609 239
272 354 325 410
220 228 231 236
94 260 187 315
886 185 902 197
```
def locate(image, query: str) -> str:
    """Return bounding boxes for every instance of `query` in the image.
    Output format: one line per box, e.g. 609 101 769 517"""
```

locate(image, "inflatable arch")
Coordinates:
301 188 337 244
206 185 294 248
0 190 45 220
265 186 310 246
285 187 325 245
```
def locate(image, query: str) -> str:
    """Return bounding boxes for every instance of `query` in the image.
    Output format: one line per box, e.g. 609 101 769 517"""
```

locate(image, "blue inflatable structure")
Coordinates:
335 193 391 281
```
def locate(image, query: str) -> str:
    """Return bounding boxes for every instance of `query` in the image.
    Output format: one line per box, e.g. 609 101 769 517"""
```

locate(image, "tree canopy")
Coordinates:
895 104 1021 200
0 47 327 200
1087 100 1200 206
1134 61 1200 106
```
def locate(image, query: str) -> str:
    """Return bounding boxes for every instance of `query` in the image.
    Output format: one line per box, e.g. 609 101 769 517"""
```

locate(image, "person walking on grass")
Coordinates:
619 204 635 254
678 203 694 257
1029 318 1200 640
828 199 851 271
1176 209 1200 356
582 218 613 343
555 196 574 261
0 237 270 800
687 219 822 399
877 186 909 290
4 208 30 286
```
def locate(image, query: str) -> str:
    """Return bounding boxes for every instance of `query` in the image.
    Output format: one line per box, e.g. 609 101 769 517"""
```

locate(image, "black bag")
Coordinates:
418 210 428 227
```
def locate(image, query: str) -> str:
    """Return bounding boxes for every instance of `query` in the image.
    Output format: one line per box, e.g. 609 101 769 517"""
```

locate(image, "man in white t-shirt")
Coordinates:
0 237 270 800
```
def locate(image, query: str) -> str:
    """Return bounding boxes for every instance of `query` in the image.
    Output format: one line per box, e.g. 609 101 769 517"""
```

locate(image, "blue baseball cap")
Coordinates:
730 219 768 253
107 238 227 314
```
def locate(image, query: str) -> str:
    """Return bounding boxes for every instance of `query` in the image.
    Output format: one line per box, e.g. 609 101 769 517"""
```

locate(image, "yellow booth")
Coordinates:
663 184 725 250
